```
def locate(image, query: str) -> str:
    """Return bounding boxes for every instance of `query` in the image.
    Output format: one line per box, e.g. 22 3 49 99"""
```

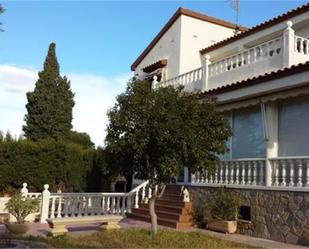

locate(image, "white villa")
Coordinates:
1 3 309 246
130 3 309 245
131 5 309 189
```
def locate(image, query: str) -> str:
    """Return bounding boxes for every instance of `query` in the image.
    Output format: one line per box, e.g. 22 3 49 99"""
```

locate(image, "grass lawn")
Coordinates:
21 229 259 248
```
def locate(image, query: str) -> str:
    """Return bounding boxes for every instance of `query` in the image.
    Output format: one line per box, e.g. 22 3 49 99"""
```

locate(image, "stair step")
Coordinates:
127 213 194 229
165 184 183 190
156 199 192 207
138 203 192 215
131 208 193 222
161 193 183 200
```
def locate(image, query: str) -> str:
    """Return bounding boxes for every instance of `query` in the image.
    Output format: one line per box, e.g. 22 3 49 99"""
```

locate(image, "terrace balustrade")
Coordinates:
190 157 309 190
154 21 309 92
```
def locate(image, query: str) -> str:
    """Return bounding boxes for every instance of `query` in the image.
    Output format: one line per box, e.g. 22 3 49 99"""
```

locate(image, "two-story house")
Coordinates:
130 3 309 246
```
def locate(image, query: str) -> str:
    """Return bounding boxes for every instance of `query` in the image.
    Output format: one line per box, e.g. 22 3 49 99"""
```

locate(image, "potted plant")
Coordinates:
204 187 242 234
5 193 40 234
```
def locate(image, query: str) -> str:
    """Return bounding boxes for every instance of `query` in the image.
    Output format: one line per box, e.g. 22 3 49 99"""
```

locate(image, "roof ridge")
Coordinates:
178 7 248 31
200 2 309 54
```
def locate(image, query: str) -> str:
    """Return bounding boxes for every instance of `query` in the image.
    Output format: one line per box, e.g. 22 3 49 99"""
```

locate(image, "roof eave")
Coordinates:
131 7 247 71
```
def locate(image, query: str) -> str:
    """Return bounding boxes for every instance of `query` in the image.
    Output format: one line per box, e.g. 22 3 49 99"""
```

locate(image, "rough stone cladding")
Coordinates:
188 186 309 246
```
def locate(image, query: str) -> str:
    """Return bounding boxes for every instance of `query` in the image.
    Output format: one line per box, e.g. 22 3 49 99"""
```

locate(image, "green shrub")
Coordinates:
5 193 40 224
204 187 243 221
0 138 93 192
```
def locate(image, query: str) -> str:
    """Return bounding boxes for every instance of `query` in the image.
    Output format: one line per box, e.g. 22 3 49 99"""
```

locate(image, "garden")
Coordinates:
0 36 252 249
2 229 258 249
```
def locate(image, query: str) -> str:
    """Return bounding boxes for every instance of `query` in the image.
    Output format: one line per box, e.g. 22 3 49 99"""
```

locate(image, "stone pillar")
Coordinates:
183 167 189 184
201 55 211 92
40 184 50 223
283 21 295 68
265 102 278 186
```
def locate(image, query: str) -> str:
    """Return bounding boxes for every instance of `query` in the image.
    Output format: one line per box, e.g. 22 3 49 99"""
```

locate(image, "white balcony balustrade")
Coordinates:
155 21 309 92
207 37 283 88
294 35 309 63
155 67 203 91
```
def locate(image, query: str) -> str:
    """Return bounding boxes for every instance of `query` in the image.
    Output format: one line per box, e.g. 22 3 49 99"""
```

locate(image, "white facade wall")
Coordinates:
134 15 236 80
179 15 235 74
134 18 182 79
296 25 309 37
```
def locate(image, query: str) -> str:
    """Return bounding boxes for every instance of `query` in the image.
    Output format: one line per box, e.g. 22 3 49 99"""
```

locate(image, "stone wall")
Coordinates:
188 186 309 246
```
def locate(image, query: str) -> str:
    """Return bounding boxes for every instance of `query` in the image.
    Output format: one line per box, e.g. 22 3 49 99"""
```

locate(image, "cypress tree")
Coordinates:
23 43 75 140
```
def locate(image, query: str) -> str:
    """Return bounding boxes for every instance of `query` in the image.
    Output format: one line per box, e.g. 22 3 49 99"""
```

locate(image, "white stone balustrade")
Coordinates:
37 180 152 223
191 157 309 190
269 157 309 188
191 159 266 187
0 181 152 223
209 38 282 78
47 193 128 219
156 22 309 93
295 35 309 55
156 67 203 91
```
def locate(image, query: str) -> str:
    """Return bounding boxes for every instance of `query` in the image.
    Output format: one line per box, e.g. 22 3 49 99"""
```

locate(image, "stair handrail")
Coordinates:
127 180 149 196
126 180 150 209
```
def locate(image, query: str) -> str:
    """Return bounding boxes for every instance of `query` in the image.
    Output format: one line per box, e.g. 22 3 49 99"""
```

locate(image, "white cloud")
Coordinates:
0 64 131 146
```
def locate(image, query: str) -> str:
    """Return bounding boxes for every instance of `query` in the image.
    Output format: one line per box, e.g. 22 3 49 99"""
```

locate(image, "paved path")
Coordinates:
193 228 309 249
0 219 308 249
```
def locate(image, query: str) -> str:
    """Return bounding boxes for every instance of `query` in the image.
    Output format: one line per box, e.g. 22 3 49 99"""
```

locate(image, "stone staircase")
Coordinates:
127 184 195 229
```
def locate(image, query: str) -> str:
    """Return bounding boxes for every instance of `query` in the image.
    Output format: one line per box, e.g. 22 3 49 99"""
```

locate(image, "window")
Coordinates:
232 106 266 159
219 112 232 160
278 96 309 156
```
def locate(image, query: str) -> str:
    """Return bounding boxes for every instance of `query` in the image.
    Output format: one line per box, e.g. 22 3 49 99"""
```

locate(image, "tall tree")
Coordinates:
105 80 232 235
68 131 95 149
0 4 4 32
23 43 75 140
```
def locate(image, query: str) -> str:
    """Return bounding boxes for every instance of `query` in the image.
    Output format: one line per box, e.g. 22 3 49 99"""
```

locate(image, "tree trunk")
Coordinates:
149 184 165 237
149 195 158 237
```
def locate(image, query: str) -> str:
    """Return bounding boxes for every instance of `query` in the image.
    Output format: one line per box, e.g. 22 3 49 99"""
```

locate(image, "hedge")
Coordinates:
0 138 94 192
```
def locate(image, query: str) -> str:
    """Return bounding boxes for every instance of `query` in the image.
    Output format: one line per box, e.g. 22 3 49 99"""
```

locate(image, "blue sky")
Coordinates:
0 0 307 145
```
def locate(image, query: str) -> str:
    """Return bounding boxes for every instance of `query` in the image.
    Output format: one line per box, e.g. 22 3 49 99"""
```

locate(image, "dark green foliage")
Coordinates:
204 187 243 221
105 80 232 187
4 131 13 142
5 193 40 224
23 43 75 141
104 145 135 191
0 138 91 192
0 4 4 32
68 131 95 149
86 147 111 192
